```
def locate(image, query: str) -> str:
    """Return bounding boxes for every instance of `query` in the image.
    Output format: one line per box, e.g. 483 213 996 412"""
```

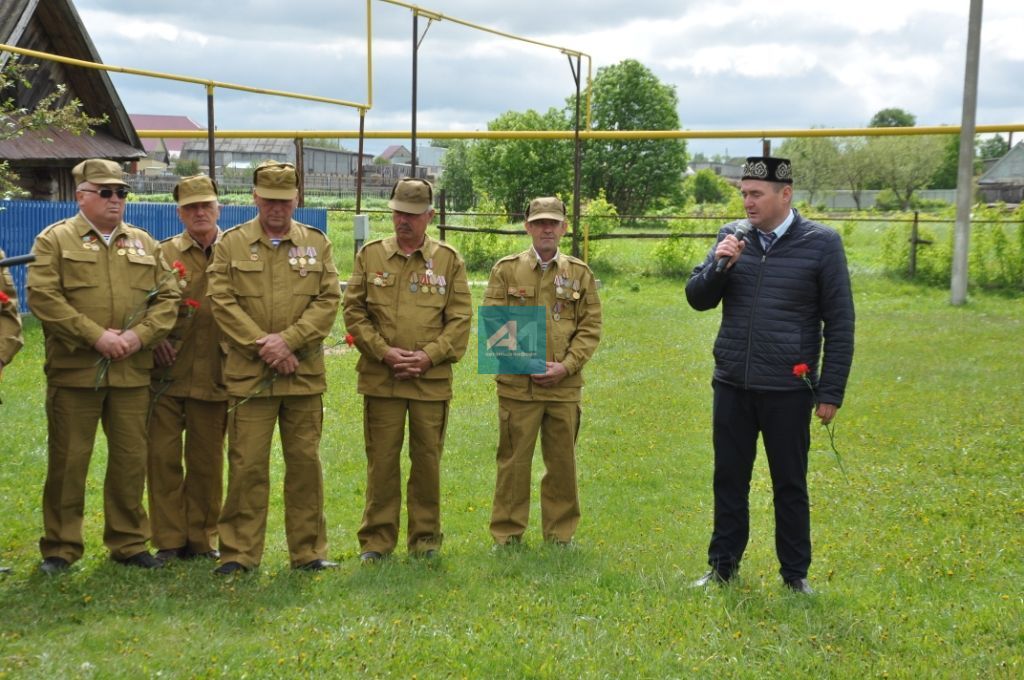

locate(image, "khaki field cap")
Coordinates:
253 161 299 199
527 196 566 222
174 174 219 206
72 158 128 187
388 178 434 214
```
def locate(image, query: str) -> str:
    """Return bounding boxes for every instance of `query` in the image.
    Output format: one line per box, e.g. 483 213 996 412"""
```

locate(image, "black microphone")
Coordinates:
0 253 35 268
714 220 752 273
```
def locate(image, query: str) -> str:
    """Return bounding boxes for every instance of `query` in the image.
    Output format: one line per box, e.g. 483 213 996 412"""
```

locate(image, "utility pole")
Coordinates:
951 0 983 306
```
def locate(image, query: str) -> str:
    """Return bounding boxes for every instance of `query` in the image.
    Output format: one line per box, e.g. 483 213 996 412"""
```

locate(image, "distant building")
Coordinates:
977 141 1024 204
1 0 145 199
372 145 447 182
129 114 205 164
689 159 744 183
179 138 371 175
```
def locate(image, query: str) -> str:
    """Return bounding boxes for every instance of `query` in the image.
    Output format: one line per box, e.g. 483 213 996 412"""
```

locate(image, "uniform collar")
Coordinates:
73 212 126 241
181 227 221 252
525 248 565 271
382 234 438 260
241 218 300 246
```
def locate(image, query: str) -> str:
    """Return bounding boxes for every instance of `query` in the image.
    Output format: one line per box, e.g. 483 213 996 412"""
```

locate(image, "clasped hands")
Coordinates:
383 346 432 380
94 328 142 361
256 333 299 375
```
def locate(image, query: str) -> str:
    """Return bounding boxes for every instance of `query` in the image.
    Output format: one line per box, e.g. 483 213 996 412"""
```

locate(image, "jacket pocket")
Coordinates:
61 249 99 289
231 260 265 297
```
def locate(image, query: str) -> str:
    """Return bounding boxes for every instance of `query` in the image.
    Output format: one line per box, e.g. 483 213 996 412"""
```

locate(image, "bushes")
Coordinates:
880 204 1024 291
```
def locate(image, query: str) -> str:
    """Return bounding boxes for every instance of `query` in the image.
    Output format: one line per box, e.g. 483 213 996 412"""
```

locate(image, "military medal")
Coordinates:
438 275 446 295
572 279 581 300
373 271 384 287
409 272 418 292
307 246 317 266
250 244 259 261
553 301 562 321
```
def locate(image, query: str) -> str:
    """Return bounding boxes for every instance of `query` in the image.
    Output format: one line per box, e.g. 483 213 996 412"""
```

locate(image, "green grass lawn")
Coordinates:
1 222 1021 678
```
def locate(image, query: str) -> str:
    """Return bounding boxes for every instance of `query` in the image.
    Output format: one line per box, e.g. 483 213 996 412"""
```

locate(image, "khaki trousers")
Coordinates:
147 394 226 553
40 386 151 563
217 394 327 568
357 396 448 555
490 397 581 544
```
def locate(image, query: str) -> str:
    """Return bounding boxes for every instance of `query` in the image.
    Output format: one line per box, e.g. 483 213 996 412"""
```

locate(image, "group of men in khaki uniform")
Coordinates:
7 160 601 575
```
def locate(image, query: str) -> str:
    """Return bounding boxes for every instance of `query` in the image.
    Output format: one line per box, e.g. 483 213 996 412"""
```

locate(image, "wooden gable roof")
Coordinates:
1 0 145 166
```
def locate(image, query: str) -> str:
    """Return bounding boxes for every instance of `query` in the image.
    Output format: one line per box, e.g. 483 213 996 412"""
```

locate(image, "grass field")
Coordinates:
0 219 1021 678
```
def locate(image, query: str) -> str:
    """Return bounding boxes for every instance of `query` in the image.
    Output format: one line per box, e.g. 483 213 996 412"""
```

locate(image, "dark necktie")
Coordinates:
761 231 777 251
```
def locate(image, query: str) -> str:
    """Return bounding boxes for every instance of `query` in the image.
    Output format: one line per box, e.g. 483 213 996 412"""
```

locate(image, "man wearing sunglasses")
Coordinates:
27 158 181 574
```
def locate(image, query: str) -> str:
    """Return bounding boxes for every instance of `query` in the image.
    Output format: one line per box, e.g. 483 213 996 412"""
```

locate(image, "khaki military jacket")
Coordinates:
343 235 472 401
207 217 340 398
152 230 227 401
27 214 180 388
0 248 24 367
483 249 602 402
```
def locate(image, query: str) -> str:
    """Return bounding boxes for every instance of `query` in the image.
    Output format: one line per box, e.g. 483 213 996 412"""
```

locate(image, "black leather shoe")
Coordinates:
155 547 186 561
359 551 383 564
213 561 249 575
690 569 732 588
39 556 71 575
115 551 165 569
784 578 814 595
296 559 339 571
182 548 220 561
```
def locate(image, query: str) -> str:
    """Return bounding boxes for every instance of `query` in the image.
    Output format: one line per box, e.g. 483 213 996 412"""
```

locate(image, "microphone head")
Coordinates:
733 219 752 241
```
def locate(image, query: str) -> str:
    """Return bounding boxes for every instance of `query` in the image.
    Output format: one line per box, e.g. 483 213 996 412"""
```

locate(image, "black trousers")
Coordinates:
708 381 814 581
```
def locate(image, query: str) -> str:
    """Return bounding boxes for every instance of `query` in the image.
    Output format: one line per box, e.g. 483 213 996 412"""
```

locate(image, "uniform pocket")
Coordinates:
231 260 265 297
61 249 99 289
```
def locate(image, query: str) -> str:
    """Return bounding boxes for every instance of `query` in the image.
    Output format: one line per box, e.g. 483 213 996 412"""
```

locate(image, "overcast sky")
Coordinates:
72 0 1023 159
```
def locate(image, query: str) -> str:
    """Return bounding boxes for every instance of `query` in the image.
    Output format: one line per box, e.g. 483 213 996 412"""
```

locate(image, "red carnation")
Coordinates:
792 363 809 378
0 291 9 305
184 298 200 309
345 332 356 347
172 260 187 278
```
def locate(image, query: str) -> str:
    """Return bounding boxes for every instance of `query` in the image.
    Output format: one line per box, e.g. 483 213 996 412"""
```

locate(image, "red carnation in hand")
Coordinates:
345 332 356 347
172 260 187 278
184 298 200 310
792 363 809 378
0 291 9 305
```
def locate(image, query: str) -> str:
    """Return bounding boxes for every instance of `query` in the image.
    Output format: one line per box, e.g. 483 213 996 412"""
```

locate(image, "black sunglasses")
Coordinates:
80 188 129 199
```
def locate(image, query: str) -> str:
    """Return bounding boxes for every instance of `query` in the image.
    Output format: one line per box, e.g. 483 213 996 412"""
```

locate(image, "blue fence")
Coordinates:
0 200 327 313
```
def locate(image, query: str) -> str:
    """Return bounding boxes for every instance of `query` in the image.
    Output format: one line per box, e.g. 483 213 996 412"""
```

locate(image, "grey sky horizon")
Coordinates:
72 0 1023 159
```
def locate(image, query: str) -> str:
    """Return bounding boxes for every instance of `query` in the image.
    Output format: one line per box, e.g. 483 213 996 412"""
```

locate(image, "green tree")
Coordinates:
834 138 875 210
867 135 946 210
469 107 572 215
439 140 475 212
173 158 200 177
681 169 735 205
776 133 840 205
929 135 962 190
977 134 1010 160
1 58 106 197
869 107 916 128
577 59 688 216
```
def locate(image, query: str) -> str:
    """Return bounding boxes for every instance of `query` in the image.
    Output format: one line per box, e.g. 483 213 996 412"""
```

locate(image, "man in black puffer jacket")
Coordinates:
685 156 854 595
